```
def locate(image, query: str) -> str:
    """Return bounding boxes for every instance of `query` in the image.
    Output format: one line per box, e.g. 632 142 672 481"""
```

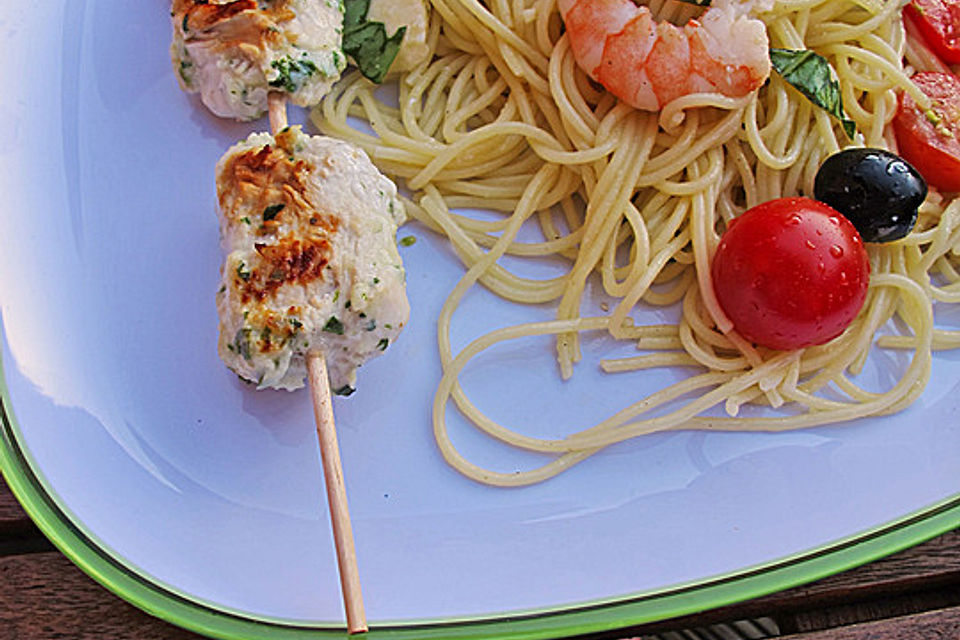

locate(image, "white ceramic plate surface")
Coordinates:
1 2 959 637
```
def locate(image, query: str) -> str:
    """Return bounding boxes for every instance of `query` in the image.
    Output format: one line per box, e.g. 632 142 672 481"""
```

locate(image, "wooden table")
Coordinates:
1 476 958 640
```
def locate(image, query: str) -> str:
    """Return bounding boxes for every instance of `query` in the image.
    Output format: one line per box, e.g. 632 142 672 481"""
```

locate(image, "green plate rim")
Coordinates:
2 366 958 639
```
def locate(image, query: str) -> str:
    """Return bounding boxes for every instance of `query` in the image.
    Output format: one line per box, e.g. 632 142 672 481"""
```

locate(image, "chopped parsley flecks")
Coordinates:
263 203 285 221
269 57 319 93
178 59 194 86
323 316 345 335
233 328 253 361
400 235 416 247
377 338 389 351
333 384 356 397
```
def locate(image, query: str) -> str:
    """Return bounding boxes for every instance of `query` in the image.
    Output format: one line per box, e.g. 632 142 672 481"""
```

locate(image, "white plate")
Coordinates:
1 1 958 637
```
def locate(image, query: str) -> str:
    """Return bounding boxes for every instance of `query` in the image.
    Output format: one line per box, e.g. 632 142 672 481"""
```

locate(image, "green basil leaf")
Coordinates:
770 48 856 139
342 0 405 84
343 0 369 30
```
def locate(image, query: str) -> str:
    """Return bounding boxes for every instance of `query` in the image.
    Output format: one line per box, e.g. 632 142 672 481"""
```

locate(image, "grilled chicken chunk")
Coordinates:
215 125 408 392
171 0 345 120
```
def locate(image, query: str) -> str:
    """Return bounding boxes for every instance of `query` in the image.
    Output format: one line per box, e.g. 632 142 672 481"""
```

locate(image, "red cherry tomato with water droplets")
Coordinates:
711 198 871 351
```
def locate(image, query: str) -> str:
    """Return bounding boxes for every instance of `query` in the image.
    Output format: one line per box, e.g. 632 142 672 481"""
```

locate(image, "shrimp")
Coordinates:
558 0 772 111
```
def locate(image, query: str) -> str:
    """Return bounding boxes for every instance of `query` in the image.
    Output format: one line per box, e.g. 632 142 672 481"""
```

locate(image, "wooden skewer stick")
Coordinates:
268 91 368 635
306 352 367 634
267 91 289 134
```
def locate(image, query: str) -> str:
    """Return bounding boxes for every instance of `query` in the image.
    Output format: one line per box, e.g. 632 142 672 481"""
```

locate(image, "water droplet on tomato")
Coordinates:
788 214 802 226
806 240 817 250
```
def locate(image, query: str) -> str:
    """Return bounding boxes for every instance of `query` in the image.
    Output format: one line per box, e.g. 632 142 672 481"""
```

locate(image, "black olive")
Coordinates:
813 148 926 243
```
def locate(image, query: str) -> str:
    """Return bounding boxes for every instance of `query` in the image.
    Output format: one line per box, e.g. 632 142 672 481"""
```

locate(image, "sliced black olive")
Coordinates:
813 147 926 243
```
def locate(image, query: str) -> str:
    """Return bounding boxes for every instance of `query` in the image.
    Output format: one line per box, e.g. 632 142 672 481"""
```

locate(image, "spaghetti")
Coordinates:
311 0 960 486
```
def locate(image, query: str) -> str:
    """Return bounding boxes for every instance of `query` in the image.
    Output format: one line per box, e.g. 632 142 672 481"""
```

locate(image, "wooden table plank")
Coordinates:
0 476 52 557
769 531 960 601
619 528 960 636
776 605 960 640
0 474 34 533
0 551 206 640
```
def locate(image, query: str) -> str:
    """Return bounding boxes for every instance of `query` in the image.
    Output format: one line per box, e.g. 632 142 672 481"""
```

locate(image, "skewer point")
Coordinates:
307 353 368 634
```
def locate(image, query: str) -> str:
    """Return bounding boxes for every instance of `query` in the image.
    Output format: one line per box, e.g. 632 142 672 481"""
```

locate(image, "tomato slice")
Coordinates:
893 72 960 193
711 198 870 352
904 0 960 64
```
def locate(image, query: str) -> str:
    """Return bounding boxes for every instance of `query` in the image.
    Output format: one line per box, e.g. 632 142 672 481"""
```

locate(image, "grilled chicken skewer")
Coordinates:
214 91 408 634
171 0 345 121
215 106 409 395
171 2 412 631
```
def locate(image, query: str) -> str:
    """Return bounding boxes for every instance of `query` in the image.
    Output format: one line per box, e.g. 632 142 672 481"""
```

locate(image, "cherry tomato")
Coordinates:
892 72 960 192
904 0 960 64
711 198 871 351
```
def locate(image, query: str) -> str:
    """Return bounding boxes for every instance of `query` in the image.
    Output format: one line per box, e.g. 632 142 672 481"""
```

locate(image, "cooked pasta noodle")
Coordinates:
312 0 959 486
